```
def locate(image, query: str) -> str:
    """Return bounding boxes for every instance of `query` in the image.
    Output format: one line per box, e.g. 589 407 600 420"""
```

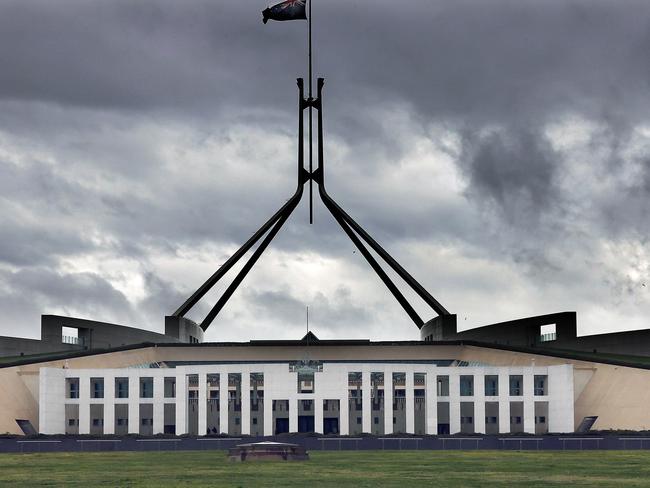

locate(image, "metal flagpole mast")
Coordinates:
308 0 313 224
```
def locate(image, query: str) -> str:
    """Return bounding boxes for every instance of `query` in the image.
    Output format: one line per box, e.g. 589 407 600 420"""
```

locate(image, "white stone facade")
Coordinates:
39 362 574 435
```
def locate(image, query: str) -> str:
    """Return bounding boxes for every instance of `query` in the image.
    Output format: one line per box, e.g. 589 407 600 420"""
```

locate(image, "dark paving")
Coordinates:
2 434 650 453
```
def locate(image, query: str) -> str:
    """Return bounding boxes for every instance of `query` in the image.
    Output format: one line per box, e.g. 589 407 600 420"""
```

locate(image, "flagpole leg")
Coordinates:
308 0 313 224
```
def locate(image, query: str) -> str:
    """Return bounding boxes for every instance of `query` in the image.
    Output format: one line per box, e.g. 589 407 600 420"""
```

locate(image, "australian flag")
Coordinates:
262 0 307 24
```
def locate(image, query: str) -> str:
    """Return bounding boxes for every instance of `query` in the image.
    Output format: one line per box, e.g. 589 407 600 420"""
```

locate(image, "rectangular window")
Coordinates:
486 416 498 424
357 417 362 425
534 375 548 396
460 375 474 396
252 418 258 425
92 418 103 427
90 378 104 399
460 416 473 424
535 416 546 424
510 416 522 424
164 377 176 398
437 375 449 396
115 378 129 399
66 378 80 399
374 417 379 425
140 377 154 398
298 372 314 393
509 375 523 396
484 375 498 396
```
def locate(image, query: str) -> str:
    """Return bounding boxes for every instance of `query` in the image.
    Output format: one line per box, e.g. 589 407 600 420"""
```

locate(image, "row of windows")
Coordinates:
349 373 548 397
66 373 549 400
451 375 547 397
66 377 177 400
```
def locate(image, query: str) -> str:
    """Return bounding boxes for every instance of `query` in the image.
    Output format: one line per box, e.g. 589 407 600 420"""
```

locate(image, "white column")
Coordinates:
153 376 164 435
241 372 251 435
175 372 187 435
263 395 273 436
128 373 139 434
339 394 349 435
79 374 90 435
289 399 298 433
498 370 510 433
474 372 486 434
523 369 535 434
449 372 461 434
384 370 393 435
425 370 437 435
38 368 66 435
314 398 324 434
362 371 371 433
405 371 415 434
548 364 574 433
198 372 207 436
219 373 228 434
103 374 115 435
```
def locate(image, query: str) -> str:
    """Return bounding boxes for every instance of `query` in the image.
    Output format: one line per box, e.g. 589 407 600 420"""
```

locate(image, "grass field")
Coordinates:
1 450 650 487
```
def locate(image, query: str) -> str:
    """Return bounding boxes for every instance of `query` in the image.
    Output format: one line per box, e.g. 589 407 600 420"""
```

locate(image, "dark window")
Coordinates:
235 417 240 425
90 378 104 399
460 376 474 396
115 378 129 399
252 418 258 425
164 377 176 398
357 417 362 425
374 417 379 425
92 418 103 426
437 376 449 396
66 378 80 399
536 416 546 424
484 376 498 396
509 376 523 396
140 378 154 398
68 419 77 426
534 375 548 396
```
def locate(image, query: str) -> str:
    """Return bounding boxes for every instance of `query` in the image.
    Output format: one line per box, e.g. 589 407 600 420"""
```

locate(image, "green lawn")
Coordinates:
0 450 649 487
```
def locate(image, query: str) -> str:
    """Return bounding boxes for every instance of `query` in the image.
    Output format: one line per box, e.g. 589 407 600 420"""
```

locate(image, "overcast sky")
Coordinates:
1 0 649 342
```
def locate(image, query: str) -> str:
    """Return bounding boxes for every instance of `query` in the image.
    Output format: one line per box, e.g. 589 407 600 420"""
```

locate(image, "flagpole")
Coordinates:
308 0 313 224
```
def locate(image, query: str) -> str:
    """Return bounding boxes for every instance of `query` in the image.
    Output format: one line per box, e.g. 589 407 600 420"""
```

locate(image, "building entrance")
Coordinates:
298 415 314 433
275 418 289 434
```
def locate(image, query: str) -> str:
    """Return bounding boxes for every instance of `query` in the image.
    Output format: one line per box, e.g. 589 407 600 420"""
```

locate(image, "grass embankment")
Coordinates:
0 450 649 487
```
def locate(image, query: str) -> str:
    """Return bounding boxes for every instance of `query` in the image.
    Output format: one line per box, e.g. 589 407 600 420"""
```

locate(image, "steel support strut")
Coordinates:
314 78 450 327
172 77 452 332
173 79 309 330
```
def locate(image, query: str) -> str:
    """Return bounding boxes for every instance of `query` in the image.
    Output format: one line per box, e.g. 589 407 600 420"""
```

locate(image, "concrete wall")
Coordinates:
40 363 573 436
2 342 650 434
0 315 187 359
423 311 650 357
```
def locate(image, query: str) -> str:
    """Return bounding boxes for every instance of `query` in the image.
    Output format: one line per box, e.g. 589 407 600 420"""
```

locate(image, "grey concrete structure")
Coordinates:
0 314 203 358
422 311 650 357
